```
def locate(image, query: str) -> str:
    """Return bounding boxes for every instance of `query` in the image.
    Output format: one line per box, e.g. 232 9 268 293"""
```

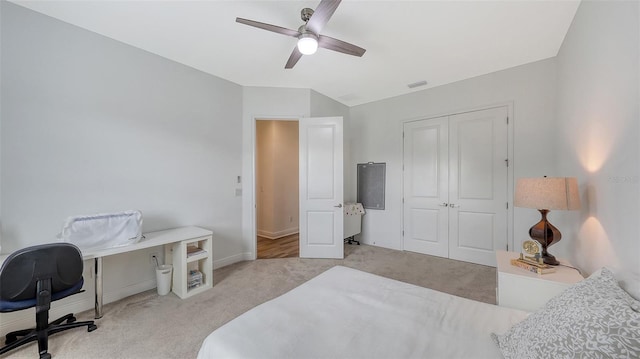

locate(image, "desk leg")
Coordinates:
94 257 103 319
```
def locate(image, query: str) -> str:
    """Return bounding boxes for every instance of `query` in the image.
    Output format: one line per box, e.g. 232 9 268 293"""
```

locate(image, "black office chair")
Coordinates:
0 243 97 359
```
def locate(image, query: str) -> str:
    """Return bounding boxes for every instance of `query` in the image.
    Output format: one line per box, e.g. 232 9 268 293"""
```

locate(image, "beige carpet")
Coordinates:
1 244 497 359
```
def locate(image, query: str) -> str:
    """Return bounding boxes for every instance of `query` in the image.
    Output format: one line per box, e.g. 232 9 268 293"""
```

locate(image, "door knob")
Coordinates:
449 203 460 208
334 204 343 208
439 203 448 207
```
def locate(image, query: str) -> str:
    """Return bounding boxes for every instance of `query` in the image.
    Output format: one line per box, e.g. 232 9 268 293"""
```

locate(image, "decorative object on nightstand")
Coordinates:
510 253 556 275
522 239 540 257
510 240 555 274
514 177 581 265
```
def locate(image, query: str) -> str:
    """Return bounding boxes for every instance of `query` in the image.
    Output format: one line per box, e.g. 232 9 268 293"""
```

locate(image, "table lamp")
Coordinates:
514 177 581 265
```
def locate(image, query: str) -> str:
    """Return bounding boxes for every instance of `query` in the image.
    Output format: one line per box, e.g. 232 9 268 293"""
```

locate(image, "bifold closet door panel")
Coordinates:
448 107 508 267
402 117 449 258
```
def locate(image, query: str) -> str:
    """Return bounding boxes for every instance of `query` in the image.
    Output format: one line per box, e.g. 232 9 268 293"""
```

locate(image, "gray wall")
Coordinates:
555 0 639 275
1 1 243 314
348 58 557 252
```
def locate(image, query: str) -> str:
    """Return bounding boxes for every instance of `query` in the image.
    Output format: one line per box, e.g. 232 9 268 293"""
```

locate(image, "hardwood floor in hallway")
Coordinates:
257 233 299 259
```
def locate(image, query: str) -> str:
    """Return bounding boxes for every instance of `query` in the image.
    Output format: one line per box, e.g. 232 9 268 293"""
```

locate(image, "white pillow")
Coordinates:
616 271 640 302
492 268 640 358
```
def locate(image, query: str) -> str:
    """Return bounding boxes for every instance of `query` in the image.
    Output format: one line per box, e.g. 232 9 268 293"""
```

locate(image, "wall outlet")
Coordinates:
150 252 160 267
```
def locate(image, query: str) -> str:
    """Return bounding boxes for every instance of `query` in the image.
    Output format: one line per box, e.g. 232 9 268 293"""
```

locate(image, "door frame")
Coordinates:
400 102 515 254
251 116 301 260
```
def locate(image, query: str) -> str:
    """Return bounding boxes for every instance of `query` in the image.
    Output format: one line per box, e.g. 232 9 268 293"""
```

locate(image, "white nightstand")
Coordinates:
496 250 583 312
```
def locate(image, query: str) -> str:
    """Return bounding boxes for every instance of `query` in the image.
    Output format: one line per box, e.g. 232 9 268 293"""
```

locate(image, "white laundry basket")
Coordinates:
156 264 173 296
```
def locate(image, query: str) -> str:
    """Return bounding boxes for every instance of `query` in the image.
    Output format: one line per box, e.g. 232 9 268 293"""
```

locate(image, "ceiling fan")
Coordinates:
236 0 366 69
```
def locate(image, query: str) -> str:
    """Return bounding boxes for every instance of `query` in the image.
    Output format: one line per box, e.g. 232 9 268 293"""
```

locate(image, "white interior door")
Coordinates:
402 117 449 257
448 107 508 266
299 117 344 259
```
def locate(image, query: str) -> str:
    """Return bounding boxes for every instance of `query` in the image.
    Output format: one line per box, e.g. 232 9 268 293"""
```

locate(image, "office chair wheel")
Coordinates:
67 316 77 324
88 324 98 332
40 353 52 359
5 334 17 345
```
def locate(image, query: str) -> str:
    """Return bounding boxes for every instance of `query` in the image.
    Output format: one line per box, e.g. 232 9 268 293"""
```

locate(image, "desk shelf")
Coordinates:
187 251 208 263
166 235 213 299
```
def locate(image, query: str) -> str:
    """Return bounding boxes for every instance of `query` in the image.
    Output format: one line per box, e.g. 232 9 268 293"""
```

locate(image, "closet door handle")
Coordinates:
439 203 449 207
449 203 460 208
334 204 343 208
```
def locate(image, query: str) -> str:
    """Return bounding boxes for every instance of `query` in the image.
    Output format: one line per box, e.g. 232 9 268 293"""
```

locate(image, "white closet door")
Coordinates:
402 117 449 257
448 107 508 266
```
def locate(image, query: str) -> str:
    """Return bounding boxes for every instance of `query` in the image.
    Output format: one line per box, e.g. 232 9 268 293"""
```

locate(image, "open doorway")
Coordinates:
255 119 299 259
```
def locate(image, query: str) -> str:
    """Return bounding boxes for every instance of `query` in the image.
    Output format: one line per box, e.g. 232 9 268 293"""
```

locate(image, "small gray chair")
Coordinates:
0 243 97 359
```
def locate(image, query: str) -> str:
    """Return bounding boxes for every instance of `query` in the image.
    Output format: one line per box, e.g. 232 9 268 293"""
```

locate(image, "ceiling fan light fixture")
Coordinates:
237 1 365 69
297 33 318 55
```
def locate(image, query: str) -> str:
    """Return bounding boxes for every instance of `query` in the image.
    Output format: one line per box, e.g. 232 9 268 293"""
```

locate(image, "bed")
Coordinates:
198 266 527 358
198 265 640 359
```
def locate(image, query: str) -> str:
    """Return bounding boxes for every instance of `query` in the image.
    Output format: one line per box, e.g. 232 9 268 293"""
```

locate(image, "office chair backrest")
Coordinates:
0 243 83 302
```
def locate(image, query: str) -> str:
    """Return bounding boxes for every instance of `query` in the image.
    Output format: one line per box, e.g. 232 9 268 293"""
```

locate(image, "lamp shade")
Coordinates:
514 177 581 210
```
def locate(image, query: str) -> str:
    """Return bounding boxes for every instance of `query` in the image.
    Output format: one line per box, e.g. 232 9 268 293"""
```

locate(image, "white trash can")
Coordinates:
155 264 173 296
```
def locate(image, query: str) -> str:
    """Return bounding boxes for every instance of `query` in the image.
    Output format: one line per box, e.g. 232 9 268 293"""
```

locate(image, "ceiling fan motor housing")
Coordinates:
301 8 314 22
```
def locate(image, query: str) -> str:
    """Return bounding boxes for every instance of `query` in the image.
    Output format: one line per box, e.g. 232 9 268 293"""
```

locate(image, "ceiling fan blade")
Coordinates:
285 47 303 69
306 0 341 34
318 35 366 57
236 17 300 37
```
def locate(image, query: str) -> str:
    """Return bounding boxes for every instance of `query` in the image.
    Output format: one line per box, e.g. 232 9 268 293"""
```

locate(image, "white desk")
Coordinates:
1 226 213 319
83 226 213 318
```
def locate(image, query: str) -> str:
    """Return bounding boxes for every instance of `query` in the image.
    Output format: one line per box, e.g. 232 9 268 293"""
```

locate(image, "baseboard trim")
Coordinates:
1 257 251 337
0 279 156 337
213 252 252 269
104 279 156 304
257 227 299 239
0 294 90 337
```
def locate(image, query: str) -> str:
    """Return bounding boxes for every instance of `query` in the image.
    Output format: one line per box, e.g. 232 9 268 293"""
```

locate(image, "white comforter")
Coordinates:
198 266 529 359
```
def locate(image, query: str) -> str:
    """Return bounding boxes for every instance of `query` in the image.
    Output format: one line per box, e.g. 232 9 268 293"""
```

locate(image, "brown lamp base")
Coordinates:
529 209 561 266
539 252 559 266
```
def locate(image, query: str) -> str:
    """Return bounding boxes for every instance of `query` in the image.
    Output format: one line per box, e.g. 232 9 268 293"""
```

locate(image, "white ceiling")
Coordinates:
12 0 580 107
